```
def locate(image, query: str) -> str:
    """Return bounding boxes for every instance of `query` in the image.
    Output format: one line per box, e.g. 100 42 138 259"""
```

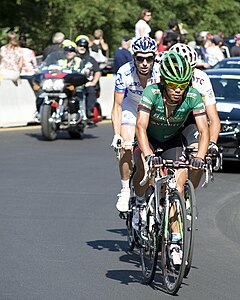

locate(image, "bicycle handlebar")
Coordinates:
115 139 134 160
139 146 223 188
139 158 191 187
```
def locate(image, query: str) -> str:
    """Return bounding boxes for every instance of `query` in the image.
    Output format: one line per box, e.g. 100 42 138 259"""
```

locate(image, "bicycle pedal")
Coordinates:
119 212 126 219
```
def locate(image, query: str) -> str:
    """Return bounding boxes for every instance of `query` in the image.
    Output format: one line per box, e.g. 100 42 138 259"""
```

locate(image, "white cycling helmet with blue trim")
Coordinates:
169 43 198 68
132 37 157 55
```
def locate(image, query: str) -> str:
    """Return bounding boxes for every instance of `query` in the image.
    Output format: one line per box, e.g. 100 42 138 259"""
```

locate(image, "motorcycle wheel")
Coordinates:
41 105 57 141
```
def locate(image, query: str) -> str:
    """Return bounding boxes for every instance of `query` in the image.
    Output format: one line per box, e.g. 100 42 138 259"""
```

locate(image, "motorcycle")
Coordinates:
34 65 101 140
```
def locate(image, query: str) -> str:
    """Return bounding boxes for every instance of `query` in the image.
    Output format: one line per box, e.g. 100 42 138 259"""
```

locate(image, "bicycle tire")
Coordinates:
161 190 187 295
184 179 197 278
126 201 135 251
140 209 158 284
126 171 136 251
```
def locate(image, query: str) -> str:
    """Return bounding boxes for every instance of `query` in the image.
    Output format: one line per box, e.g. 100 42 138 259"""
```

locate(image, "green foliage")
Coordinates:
0 0 239 55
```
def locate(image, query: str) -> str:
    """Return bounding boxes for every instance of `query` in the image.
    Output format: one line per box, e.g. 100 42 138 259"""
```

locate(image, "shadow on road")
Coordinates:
25 132 99 141
220 161 240 174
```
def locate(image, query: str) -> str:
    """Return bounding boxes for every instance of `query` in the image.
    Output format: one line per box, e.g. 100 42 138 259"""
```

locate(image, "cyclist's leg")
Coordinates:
119 124 135 181
132 146 146 197
182 121 203 189
161 135 186 236
116 111 135 212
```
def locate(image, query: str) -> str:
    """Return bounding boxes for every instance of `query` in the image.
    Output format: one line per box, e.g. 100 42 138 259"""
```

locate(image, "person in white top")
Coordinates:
111 37 160 212
135 9 152 39
169 43 221 187
205 36 224 67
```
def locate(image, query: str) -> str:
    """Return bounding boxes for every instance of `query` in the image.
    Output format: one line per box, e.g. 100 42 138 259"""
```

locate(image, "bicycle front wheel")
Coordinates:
184 179 197 278
161 190 187 295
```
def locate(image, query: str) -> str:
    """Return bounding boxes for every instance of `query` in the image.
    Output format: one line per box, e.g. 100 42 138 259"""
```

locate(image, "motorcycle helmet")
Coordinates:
62 39 73 48
63 41 77 53
169 43 198 68
132 37 157 55
75 35 89 48
160 50 192 83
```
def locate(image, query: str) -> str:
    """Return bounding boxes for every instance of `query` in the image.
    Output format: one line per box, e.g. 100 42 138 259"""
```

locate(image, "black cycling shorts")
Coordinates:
148 133 185 161
182 123 199 146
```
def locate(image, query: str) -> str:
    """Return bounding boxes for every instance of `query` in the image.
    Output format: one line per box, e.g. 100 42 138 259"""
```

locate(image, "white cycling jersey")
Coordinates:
192 68 216 106
115 60 160 125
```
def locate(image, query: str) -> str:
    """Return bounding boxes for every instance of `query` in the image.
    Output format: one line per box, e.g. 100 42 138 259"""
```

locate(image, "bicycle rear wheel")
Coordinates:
184 179 197 278
161 190 187 295
126 169 137 251
140 210 158 284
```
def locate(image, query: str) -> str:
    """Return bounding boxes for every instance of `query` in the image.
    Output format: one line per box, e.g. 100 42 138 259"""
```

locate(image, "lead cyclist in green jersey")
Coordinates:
133 51 209 263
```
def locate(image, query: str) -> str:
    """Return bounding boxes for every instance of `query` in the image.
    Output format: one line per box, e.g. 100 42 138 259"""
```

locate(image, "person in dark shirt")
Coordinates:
42 32 65 60
113 36 132 73
75 35 101 118
230 34 240 57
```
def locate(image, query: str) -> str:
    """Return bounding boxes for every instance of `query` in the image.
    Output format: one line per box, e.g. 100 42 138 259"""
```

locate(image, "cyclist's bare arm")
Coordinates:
136 110 153 157
205 103 221 143
195 114 209 159
111 91 124 135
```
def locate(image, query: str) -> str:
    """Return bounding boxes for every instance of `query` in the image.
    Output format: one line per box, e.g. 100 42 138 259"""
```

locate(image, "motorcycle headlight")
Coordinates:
53 79 64 92
42 79 53 91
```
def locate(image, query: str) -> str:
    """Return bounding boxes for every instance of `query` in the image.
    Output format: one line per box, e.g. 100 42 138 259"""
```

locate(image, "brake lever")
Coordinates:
115 139 122 160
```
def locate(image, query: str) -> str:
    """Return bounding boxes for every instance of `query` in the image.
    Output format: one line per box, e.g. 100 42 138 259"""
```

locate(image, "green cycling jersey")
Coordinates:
138 83 206 142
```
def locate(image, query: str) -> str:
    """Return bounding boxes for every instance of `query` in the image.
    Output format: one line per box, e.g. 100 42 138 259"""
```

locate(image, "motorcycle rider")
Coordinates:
35 41 86 118
111 37 160 212
58 41 81 71
75 35 101 120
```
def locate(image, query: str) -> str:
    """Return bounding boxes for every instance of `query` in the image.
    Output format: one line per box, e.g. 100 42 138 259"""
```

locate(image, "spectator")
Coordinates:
42 32 65 60
213 34 230 58
162 31 179 50
230 34 240 57
166 18 181 35
19 33 37 79
0 31 23 82
91 29 109 64
113 36 132 73
205 34 224 67
43 39 71 66
194 32 210 70
135 9 152 39
154 30 164 53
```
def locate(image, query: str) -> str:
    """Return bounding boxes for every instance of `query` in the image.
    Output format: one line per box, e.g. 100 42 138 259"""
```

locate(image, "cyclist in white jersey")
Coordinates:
169 43 221 187
111 37 160 212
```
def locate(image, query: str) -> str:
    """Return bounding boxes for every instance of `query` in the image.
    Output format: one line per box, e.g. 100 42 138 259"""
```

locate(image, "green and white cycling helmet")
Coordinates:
160 50 192 83
169 43 198 68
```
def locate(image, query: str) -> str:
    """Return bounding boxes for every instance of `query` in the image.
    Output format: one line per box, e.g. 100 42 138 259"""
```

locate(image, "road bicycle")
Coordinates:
115 141 222 294
133 147 222 294
139 153 191 294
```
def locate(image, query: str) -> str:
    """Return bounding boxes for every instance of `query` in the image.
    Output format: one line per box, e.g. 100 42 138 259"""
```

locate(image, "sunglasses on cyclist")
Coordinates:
165 79 190 90
135 56 154 63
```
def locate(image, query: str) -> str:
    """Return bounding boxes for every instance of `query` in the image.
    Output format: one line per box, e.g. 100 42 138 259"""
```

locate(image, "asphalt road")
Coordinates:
0 122 240 300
